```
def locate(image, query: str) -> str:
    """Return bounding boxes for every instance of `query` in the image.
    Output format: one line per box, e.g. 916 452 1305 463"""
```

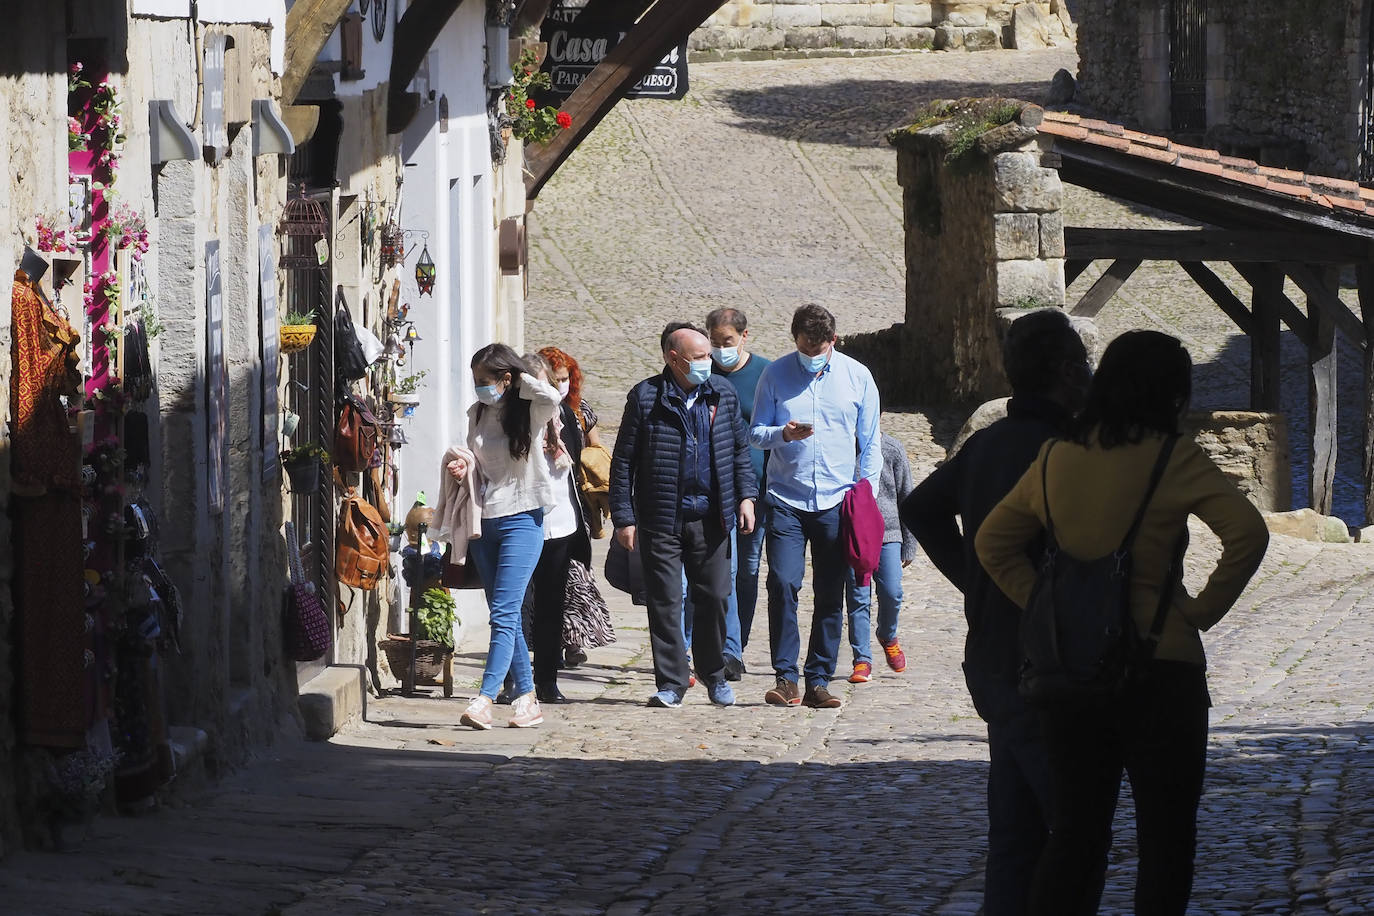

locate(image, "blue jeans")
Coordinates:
469 509 544 700
765 497 845 687
736 505 768 651
844 541 904 664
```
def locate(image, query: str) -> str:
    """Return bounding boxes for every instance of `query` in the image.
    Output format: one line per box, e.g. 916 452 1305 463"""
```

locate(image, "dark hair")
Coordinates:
1070 330 1192 449
471 343 533 460
660 320 701 354
1002 309 1087 396
791 303 836 343
705 308 747 333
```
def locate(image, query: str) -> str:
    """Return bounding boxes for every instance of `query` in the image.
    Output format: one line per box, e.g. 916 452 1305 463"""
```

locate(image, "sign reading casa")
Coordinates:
539 10 689 102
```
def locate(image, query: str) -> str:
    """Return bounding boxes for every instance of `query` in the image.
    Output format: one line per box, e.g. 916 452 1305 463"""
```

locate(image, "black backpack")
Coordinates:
334 289 369 384
1018 435 1182 708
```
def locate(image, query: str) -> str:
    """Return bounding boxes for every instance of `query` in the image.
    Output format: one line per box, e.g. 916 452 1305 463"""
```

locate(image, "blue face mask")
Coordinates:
474 384 502 405
711 346 740 369
685 358 712 385
797 349 829 373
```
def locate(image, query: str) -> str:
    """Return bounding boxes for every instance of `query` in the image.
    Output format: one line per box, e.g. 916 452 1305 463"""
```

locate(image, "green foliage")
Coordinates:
393 369 428 395
505 49 572 145
282 308 317 326
415 588 457 649
891 97 1024 165
283 441 329 464
1009 295 1056 310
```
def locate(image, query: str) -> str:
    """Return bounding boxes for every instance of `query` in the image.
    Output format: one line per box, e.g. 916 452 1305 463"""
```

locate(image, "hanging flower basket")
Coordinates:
282 455 323 493
387 391 421 406
280 324 317 354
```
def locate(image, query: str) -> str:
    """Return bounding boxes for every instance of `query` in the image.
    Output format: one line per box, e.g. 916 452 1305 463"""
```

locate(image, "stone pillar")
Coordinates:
888 106 1064 402
1138 1 1171 131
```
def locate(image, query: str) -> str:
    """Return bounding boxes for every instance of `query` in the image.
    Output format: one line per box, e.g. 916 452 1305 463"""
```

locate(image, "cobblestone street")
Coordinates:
3 49 1374 915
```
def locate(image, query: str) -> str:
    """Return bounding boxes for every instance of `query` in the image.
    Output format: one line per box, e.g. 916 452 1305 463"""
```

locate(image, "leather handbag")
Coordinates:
285 521 331 661
334 393 382 473
440 543 483 590
336 487 389 590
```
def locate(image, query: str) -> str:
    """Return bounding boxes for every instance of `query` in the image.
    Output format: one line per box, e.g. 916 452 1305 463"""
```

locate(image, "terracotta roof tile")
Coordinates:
1078 118 1125 136
1358 185 1374 201
1219 155 1257 170
1177 157 1225 177
1257 165 1306 182
1133 145 1180 165
1330 194 1368 212
1080 132 1132 152
1042 110 1079 124
1221 169 1270 189
1307 175 1362 199
1309 194 1335 210
1040 121 1089 141
1174 144 1221 161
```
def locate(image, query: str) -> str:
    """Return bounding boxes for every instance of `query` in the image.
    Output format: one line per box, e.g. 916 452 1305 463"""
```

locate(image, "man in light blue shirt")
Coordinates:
750 304 881 708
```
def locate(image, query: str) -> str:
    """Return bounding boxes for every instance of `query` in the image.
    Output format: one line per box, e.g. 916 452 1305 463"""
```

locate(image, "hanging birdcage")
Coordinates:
415 243 436 296
278 184 330 271
380 221 404 268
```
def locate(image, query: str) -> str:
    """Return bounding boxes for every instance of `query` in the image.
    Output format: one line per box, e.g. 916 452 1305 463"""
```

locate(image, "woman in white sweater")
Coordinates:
459 343 562 730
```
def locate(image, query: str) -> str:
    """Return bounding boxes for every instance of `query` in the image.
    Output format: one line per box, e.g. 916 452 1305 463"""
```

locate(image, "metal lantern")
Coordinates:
380 221 403 268
278 184 329 270
415 244 436 296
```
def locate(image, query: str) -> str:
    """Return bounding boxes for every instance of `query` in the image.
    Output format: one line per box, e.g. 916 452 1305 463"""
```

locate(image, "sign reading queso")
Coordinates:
539 11 688 102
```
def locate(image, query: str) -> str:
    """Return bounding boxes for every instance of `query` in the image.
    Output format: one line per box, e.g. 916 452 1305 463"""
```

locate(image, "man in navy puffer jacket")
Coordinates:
610 325 757 708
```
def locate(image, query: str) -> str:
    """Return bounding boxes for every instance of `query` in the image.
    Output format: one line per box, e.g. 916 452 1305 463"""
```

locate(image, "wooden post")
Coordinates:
1307 266 1338 515
1246 263 1283 411
1357 263 1374 524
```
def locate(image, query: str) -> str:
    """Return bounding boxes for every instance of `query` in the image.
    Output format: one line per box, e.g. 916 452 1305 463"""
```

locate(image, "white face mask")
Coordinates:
557 380 570 399
711 346 740 369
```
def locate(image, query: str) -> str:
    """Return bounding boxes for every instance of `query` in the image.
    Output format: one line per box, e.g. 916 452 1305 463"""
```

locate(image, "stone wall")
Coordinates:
0 9 70 859
691 0 1074 55
1071 0 1365 176
1188 411 1290 512
877 106 1064 403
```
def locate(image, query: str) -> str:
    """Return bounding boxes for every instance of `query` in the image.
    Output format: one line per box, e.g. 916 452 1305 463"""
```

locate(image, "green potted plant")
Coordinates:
414 587 457 650
281 441 329 493
388 369 428 406
280 308 318 354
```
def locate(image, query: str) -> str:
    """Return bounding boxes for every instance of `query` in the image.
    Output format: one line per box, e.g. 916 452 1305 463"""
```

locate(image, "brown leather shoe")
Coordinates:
803 685 842 709
764 678 801 706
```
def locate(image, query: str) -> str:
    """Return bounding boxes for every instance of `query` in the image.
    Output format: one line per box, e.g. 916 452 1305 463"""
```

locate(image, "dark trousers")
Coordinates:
1029 661 1210 916
984 709 1052 916
529 533 574 687
765 497 846 687
640 516 729 693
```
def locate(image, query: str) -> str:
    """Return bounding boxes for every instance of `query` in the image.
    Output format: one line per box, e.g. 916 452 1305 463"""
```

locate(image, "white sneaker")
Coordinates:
460 695 494 730
508 692 544 728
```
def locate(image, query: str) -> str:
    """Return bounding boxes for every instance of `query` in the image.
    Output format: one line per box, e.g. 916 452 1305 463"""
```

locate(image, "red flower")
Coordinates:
556 111 572 129
525 98 536 110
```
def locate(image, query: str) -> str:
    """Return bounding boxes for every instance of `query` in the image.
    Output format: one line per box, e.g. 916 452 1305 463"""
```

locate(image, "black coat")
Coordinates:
610 370 757 535
900 395 1072 723
555 402 592 568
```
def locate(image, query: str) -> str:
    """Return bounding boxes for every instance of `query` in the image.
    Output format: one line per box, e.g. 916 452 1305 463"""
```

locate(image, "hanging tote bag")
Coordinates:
285 521 331 661
562 558 616 649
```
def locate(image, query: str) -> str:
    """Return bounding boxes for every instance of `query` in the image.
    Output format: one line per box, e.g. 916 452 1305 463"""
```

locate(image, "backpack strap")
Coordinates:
1141 532 1186 656
1117 434 1181 554
1039 440 1059 549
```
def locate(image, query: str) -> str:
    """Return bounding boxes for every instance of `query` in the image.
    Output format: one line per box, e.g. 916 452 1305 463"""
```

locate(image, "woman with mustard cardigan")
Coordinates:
975 330 1269 916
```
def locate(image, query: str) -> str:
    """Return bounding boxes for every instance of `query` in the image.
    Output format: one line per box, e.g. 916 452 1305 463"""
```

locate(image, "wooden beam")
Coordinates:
1307 267 1339 515
386 0 466 135
1245 263 1283 411
1282 262 1367 348
1356 263 1374 524
574 0 657 22
514 0 557 31
1064 227 1364 264
1177 261 1252 334
1065 258 1091 286
282 0 355 105
1233 262 1312 348
525 0 727 200
1070 258 1139 317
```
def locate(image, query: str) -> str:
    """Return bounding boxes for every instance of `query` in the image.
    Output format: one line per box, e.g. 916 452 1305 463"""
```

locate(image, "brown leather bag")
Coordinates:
336 487 388 590
334 394 381 474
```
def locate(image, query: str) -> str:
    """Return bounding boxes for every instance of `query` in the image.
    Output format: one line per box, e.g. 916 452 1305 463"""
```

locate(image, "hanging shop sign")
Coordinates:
259 225 281 482
539 6 688 102
206 241 227 513
203 32 229 163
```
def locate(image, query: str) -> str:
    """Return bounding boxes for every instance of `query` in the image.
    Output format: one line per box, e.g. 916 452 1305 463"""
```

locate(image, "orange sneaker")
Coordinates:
848 662 873 683
882 639 907 673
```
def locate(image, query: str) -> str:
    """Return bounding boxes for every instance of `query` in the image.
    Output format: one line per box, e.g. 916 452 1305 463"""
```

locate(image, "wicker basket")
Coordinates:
279 324 317 354
379 635 449 684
